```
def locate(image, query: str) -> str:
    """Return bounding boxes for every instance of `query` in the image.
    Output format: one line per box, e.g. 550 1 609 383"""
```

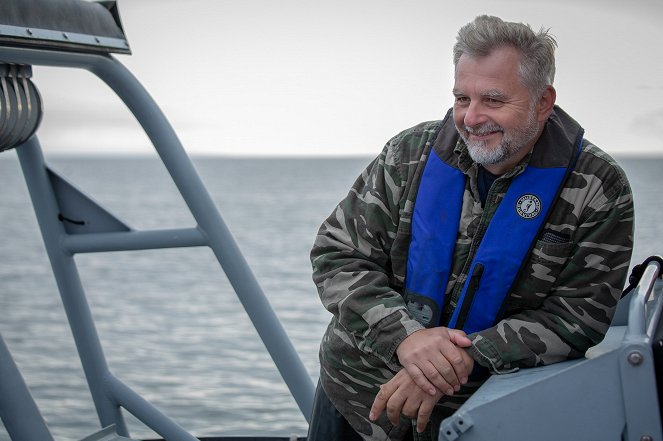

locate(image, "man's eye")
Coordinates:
485 98 503 106
455 96 469 104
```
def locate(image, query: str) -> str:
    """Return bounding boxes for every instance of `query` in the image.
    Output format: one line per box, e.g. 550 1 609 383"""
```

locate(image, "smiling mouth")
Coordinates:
467 128 503 140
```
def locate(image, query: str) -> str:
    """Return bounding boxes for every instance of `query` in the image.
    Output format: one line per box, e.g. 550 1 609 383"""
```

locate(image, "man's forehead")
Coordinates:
453 49 527 96
455 47 522 77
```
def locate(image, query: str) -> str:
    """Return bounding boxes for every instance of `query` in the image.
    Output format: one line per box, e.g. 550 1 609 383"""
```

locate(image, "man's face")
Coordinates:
452 46 543 172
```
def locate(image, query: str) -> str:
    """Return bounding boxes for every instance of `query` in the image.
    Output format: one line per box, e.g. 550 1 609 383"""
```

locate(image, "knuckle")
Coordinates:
440 366 453 377
402 407 416 418
419 409 432 419
410 371 424 381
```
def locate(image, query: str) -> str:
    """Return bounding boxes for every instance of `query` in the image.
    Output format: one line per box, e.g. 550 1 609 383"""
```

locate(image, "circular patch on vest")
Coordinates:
516 194 541 219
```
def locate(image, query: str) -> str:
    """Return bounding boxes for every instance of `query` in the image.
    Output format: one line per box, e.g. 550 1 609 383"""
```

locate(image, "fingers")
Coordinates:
369 379 397 423
396 327 476 395
444 347 470 386
385 388 407 426
448 328 473 348
404 363 443 396
370 374 409 426
416 399 436 433
420 357 458 395
439 329 475 386
435 337 471 389
400 390 438 433
371 369 445 430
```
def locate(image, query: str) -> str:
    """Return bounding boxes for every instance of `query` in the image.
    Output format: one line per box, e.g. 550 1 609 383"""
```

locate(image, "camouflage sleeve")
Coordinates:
311 137 425 369
469 146 635 372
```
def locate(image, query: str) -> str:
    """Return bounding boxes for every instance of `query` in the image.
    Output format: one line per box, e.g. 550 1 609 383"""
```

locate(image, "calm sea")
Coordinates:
0 154 661 440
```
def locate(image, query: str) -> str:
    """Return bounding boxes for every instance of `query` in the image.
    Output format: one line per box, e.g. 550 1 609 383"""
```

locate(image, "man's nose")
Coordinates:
463 102 487 127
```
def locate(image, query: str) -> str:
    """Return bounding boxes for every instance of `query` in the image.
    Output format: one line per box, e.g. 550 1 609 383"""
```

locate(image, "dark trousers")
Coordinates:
307 382 364 441
307 381 416 441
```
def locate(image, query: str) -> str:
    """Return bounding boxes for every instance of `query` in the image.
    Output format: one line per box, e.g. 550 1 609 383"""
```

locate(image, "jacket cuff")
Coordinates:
369 312 425 371
469 333 519 375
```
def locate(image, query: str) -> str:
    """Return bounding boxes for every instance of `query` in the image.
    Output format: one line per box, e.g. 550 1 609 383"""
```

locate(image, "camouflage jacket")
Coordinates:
310 107 634 440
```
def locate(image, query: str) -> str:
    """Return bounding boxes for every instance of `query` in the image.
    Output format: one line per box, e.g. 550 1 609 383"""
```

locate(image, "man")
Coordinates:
307 15 634 441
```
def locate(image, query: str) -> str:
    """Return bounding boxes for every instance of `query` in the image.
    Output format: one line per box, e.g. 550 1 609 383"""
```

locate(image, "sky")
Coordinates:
33 0 663 157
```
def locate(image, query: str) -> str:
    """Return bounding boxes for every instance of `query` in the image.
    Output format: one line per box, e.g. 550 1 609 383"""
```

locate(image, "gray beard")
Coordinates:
458 111 540 166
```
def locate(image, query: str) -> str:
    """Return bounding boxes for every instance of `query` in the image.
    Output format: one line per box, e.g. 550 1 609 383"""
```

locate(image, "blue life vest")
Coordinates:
404 109 583 334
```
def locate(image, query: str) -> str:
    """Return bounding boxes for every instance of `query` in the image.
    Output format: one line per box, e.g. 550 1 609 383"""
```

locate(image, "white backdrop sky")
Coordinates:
34 0 663 156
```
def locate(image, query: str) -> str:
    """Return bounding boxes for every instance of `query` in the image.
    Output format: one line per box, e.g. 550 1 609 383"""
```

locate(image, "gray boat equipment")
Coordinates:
439 258 663 441
0 1 314 440
0 0 130 54
0 64 42 152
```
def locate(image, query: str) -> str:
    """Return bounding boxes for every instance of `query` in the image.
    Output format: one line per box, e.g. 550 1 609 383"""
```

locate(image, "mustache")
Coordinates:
462 124 504 136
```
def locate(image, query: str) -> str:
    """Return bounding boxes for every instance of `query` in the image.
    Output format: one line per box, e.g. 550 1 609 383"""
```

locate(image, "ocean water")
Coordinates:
0 154 661 441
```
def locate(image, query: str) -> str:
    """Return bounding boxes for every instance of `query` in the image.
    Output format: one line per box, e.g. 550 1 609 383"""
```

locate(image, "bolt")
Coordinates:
26 28 33 36
62 32 69 40
641 436 653 441
628 351 644 366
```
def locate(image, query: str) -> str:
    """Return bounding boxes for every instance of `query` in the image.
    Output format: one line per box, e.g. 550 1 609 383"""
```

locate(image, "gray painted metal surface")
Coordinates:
79 425 138 441
0 333 55 441
439 263 663 441
0 20 313 441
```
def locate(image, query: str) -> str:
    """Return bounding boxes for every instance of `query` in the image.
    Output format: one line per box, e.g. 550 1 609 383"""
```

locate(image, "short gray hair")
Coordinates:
453 15 557 96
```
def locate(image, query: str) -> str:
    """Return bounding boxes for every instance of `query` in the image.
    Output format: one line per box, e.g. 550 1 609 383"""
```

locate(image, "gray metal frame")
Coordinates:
0 45 314 440
0 332 55 441
439 261 663 441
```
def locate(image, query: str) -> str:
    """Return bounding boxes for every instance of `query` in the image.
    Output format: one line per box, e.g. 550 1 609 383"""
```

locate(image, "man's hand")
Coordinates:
371 348 475 432
370 369 442 432
396 327 473 396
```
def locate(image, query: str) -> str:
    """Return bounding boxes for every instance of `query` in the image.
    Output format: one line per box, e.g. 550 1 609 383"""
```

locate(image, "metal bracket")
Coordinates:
440 412 473 440
78 425 139 441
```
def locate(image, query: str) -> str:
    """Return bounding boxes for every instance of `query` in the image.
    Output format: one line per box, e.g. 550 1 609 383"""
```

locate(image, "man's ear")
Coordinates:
536 86 557 122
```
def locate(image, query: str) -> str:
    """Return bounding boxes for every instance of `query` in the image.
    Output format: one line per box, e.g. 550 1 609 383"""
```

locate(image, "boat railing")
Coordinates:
0 1 314 440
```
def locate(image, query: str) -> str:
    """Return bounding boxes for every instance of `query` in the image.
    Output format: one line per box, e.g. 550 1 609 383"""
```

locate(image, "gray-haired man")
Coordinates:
308 15 634 441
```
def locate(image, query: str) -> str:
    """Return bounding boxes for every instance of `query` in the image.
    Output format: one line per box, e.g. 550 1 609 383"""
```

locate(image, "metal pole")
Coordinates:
626 262 661 339
15 137 129 435
1 45 315 421
106 375 199 441
62 227 208 254
88 55 316 420
0 333 55 441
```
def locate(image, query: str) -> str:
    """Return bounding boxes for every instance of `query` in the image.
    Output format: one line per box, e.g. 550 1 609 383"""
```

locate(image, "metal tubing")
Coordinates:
0 333 55 441
62 227 208 254
1 45 315 420
646 278 663 338
15 137 129 436
627 262 661 339
87 55 316 419
105 375 199 441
